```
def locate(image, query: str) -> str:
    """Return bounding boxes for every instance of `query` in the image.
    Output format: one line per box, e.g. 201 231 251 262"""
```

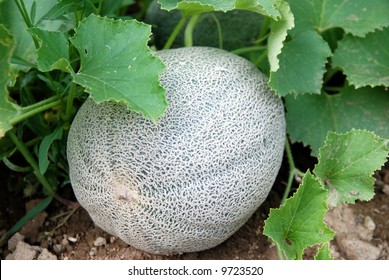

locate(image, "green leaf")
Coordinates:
28 28 71 72
69 14 167 121
37 0 82 22
288 0 389 37
285 85 389 156
0 196 52 243
315 242 333 260
269 30 331 96
263 172 335 260
0 24 20 138
38 125 64 175
0 0 36 75
0 0 59 76
159 0 282 18
332 27 389 88
267 0 294 72
314 130 389 207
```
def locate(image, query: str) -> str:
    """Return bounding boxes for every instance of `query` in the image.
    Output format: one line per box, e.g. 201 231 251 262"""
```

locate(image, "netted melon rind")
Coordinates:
67 47 285 255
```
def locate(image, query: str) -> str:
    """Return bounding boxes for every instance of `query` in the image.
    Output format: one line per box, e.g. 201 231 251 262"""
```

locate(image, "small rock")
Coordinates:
337 236 381 260
7 241 40 260
8 232 25 252
382 184 389 195
47 236 53 246
89 247 97 257
37 248 57 260
53 244 65 254
61 237 69 246
110 236 116 243
329 244 341 260
364 216 376 231
94 237 107 247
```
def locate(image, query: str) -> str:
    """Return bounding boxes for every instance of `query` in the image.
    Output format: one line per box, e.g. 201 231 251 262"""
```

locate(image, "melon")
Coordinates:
67 47 285 255
145 0 264 50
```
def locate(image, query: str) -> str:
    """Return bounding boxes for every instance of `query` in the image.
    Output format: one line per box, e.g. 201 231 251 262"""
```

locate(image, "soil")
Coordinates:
1 145 389 260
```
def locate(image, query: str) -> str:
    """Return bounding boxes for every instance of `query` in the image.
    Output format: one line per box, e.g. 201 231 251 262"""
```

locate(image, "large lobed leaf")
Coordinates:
70 14 167 121
28 28 70 72
0 0 59 77
0 24 20 138
287 0 389 37
285 85 389 156
159 0 282 18
270 0 389 96
269 30 331 96
314 130 389 207
263 172 334 260
333 27 389 88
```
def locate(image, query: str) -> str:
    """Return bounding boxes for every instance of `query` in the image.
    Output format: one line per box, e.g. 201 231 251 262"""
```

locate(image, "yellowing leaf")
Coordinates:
314 130 389 207
0 24 20 138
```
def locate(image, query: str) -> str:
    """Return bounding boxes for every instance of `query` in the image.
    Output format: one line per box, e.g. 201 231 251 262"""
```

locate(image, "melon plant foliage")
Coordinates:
0 0 388 259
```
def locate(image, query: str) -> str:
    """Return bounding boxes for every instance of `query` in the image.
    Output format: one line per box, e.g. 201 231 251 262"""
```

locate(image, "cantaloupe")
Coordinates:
145 0 264 50
67 47 285 255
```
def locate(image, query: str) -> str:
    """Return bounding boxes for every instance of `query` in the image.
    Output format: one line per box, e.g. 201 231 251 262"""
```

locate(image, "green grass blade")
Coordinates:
0 196 52 243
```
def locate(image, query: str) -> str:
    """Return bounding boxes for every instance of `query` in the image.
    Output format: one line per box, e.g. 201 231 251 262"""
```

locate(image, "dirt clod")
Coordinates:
8 233 25 252
6 241 40 260
94 237 107 247
37 248 57 260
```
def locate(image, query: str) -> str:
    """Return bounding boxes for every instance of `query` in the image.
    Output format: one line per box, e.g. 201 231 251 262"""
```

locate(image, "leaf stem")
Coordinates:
184 14 201 47
14 0 39 48
64 83 76 122
14 0 33 28
232 45 267 55
258 16 270 42
255 50 268 66
10 98 63 126
282 138 304 204
210 13 223 49
163 14 188 50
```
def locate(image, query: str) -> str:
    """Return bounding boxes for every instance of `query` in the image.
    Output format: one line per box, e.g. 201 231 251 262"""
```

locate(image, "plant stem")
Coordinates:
282 138 304 204
258 16 270 41
8 131 56 198
14 0 39 49
10 98 63 126
184 14 201 47
254 50 268 67
14 0 33 28
64 83 76 122
21 95 62 114
232 45 267 55
163 14 188 50
210 13 223 49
